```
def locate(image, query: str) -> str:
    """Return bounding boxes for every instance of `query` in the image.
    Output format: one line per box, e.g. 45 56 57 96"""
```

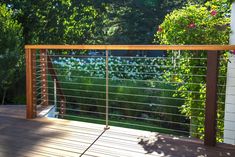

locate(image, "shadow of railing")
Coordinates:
138 133 235 157
0 115 64 156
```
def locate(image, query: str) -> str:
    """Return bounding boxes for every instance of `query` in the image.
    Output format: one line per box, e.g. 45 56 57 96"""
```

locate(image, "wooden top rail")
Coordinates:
25 45 235 51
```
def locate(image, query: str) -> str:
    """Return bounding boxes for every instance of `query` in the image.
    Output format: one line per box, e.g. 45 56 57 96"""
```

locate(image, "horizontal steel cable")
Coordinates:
35 54 208 60
33 60 207 69
58 107 196 127
43 80 206 96
57 106 204 121
42 93 205 111
46 91 205 103
58 107 201 127
35 85 205 96
42 99 204 118
59 114 203 136
34 72 206 86
34 66 207 78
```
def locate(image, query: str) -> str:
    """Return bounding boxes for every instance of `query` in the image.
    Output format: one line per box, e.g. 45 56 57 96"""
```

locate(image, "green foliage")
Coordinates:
92 0 186 44
0 0 188 104
2 0 187 44
3 0 99 44
54 56 166 79
156 4 230 44
50 56 188 134
0 4 23 104
155 0 231 141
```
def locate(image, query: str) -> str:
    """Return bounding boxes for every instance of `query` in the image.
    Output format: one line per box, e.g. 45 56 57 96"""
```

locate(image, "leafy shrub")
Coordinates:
0 4 23 104
155 1 231 141
155 3 230 44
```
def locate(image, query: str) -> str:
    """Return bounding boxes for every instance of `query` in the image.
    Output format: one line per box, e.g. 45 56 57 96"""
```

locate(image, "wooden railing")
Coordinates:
26 48 66 119
25 45 235 147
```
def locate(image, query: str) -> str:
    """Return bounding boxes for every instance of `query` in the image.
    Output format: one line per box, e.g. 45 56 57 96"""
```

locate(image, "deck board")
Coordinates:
0 105 26 119
0 105 235 157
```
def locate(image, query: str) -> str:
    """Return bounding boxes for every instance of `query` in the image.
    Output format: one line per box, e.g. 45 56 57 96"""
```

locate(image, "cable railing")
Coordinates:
25 45 235 147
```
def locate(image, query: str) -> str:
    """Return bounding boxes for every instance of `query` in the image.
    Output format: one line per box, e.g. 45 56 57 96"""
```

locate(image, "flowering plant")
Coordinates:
154 0 231 142
155 3 230 45
231 50 235 55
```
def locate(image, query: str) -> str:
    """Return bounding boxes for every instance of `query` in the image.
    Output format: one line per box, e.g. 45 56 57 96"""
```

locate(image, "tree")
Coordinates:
155 0 231 141
1 0 187 45
0 4 23 104
2 0 99 44
90 0 186 44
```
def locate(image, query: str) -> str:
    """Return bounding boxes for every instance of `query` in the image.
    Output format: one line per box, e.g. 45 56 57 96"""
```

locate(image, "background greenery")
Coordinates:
48 55 188 135
0 0 188 104
0 4 24 105
155 0 231 141
0 0 233 141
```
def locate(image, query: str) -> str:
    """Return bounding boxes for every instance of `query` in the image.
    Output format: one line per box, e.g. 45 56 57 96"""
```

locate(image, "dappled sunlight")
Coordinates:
1 0 235 156
138 133 234 157
0 105 235 156
0 115 67 156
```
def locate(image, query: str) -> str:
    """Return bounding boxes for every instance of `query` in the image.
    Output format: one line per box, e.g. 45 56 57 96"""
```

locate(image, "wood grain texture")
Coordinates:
0 107 235 157
0 105 26 119
25 45 235 50
205 51 219 146
26 49 36 119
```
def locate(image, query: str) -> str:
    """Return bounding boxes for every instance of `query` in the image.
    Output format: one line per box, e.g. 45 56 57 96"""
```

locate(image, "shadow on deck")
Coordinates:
0 105 234 157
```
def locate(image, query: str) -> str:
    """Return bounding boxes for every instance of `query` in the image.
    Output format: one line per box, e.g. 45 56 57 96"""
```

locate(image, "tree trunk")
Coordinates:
1 90 6 105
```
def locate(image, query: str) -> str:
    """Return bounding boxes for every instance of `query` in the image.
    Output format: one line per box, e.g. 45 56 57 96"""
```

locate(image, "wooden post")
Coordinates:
204 51 219 146
40 49 49 107
26 49 37 119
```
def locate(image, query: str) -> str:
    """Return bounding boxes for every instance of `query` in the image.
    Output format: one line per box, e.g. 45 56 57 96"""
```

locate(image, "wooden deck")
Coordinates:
0 105 235 157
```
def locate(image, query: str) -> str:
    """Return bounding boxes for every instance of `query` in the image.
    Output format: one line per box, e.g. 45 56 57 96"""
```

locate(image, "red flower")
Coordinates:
157 26 163 32
188 23 196 28
211 10 217 16
232 50 235 55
